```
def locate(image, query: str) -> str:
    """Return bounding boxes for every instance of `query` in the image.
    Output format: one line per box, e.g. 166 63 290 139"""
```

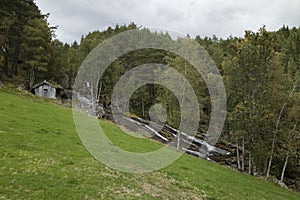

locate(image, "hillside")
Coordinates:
0 89 299 199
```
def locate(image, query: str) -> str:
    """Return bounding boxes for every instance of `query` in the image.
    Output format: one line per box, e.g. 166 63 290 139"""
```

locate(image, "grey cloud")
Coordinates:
36 0 300 43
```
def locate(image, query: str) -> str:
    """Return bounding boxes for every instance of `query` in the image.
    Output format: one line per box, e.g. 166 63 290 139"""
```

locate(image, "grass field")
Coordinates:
1 89 300 199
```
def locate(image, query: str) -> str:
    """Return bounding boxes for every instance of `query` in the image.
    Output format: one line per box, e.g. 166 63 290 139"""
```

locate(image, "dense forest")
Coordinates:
1 0 299 188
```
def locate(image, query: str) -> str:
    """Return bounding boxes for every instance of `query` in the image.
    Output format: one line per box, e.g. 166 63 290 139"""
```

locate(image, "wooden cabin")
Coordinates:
32 80 63 99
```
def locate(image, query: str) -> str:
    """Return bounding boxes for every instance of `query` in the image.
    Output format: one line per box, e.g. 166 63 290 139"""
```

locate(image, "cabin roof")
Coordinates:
32 80 63 89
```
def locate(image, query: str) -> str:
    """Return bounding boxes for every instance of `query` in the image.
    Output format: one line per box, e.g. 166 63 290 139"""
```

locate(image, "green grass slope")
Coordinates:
0 90 299 200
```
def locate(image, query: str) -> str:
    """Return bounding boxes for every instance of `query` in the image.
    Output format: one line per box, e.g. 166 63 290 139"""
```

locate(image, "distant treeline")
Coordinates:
0 0 299 185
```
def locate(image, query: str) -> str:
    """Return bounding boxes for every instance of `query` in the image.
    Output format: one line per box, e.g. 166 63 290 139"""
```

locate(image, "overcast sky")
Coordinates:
35 0 300 44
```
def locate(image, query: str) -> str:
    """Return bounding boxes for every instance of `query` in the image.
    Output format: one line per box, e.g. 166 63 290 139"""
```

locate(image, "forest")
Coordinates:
0 0 299 190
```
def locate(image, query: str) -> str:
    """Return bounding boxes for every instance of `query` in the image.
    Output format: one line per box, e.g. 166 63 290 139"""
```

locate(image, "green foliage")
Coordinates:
222 26 300 177
20 17 52 88
0 0 47 80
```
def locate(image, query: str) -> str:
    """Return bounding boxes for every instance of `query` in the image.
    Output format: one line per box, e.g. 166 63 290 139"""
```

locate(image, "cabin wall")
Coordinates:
35 85 56 99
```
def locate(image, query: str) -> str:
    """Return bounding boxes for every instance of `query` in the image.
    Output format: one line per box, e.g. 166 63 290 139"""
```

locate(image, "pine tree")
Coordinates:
20 17 52 88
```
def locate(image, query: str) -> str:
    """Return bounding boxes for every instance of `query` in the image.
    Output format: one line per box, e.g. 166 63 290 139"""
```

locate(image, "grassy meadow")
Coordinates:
0 89 299 199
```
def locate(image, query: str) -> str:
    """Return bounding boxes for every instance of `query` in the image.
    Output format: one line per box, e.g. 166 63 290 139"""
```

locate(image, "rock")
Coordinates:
295 179 300 192
278 181 289 189
17 84 25 91
267 177 289 189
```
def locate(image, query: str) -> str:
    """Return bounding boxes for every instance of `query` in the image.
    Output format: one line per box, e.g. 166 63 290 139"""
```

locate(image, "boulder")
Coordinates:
267 177 288 189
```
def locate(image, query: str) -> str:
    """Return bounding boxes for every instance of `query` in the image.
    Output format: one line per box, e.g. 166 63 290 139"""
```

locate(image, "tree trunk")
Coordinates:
280 155 289 182
97 79 102 102
14 59 18 76
263 159 268 175
236 136 241 170
91 81 94 110
267 138 275 176
11 47 19 77
267 105 285 176
142 94 145 117
242 136 245 171
177 60 187 150
28 67 35 90
248 152 252 175
252 157 256 175
177 132 181 150
281 122 298 182
67 71 75 89
4 52 9 76
267 83 297 177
